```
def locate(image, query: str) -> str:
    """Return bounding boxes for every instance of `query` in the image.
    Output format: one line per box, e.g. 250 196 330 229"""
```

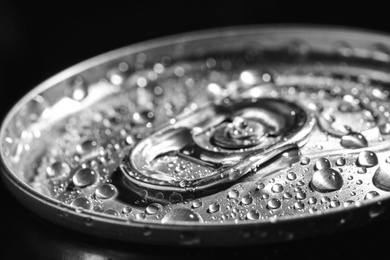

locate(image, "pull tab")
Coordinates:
120 98 315 194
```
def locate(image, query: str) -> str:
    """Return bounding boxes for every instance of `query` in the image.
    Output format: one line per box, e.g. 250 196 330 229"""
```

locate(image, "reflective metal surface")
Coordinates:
3 26 390 247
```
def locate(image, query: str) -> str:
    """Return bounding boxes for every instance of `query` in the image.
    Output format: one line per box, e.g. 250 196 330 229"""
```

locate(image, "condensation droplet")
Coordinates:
310 168 343 192
267 198 281 209
379 123 390 135
71 197 92 210
373 164 390 191
169 192 183 203
287 172 297 181
208 202 220 213
68 76 88 101
340 133 368 149
271 183 284 193
228 189 239 199
314 158 331 170
241 195 253 205
72 168 98 187
246 210 260 220
76 139 98 154
192 200 202 209
357 151 378 167
104 209 119 216
162 208 203 223
145 203 163 215
46 161 71 179
365 191 380 200
95 183 117 199
336 157 346 166
300 157 310 165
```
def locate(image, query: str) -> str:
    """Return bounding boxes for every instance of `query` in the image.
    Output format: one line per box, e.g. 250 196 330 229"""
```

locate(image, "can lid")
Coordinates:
2 25 390 246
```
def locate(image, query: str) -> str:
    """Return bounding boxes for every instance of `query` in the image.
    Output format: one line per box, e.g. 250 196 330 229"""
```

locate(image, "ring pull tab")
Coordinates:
120 98 315 194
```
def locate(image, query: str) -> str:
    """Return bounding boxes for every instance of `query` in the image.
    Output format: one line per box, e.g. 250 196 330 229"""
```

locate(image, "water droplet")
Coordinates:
68 76 88 101
132 110 154 125
295 191 306 200
95 183 117 199
379 123 390 135
294 201 305 210
310 168 343 192
256 182 265 190
76 139 98 154
136 212 146 220
330 200 340 208
373 164 390 191
365 191 380 200
287 172 297 181
71 197 92 210
308 197 317 205
46 161 71 179
336 157 346 166
357 151 378 167
145 203 163 215
246 210 260 220
191 200 202 209
72 168 98 187
169 192 183 203
208 202 220 213
104 209 119 216
122 206 132 214
271 183 284 193
340 133 368 149
162 208 203 223
300 157 310 165
228 189 239 199
241 195 253 205
314 158 331 170
267 198 281 209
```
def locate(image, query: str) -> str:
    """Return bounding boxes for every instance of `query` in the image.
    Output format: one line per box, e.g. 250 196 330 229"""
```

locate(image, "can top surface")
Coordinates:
2 25 390 246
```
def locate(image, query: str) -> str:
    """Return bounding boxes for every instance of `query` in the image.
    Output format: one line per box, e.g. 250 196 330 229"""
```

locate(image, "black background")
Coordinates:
1 1 390 259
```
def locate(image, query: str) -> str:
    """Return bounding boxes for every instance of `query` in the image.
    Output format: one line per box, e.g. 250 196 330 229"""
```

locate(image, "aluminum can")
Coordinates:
2 25 390 247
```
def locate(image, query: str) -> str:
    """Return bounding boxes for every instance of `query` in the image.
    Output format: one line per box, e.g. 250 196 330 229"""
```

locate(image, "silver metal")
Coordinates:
2 25 390 246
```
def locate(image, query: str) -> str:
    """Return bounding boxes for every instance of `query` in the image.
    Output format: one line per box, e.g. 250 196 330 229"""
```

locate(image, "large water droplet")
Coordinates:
246 210 260 220
310 168 343 192
267 198 281 209
379 123 390 135
169 192 183 203
314 158 331 171
271 183 284 193
208 202 220 213
72 168 98 187
145 203 163 215
357 151 378 167
132 110 154 125
373 164 390 191
46 161 71 179
365 191 380 200
340 133 368 149
161 208 203 223
68 76 88 101
71 197 92 210
241 195 253 205
228 189 239 199
76 139 98 154
95 183 117 199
